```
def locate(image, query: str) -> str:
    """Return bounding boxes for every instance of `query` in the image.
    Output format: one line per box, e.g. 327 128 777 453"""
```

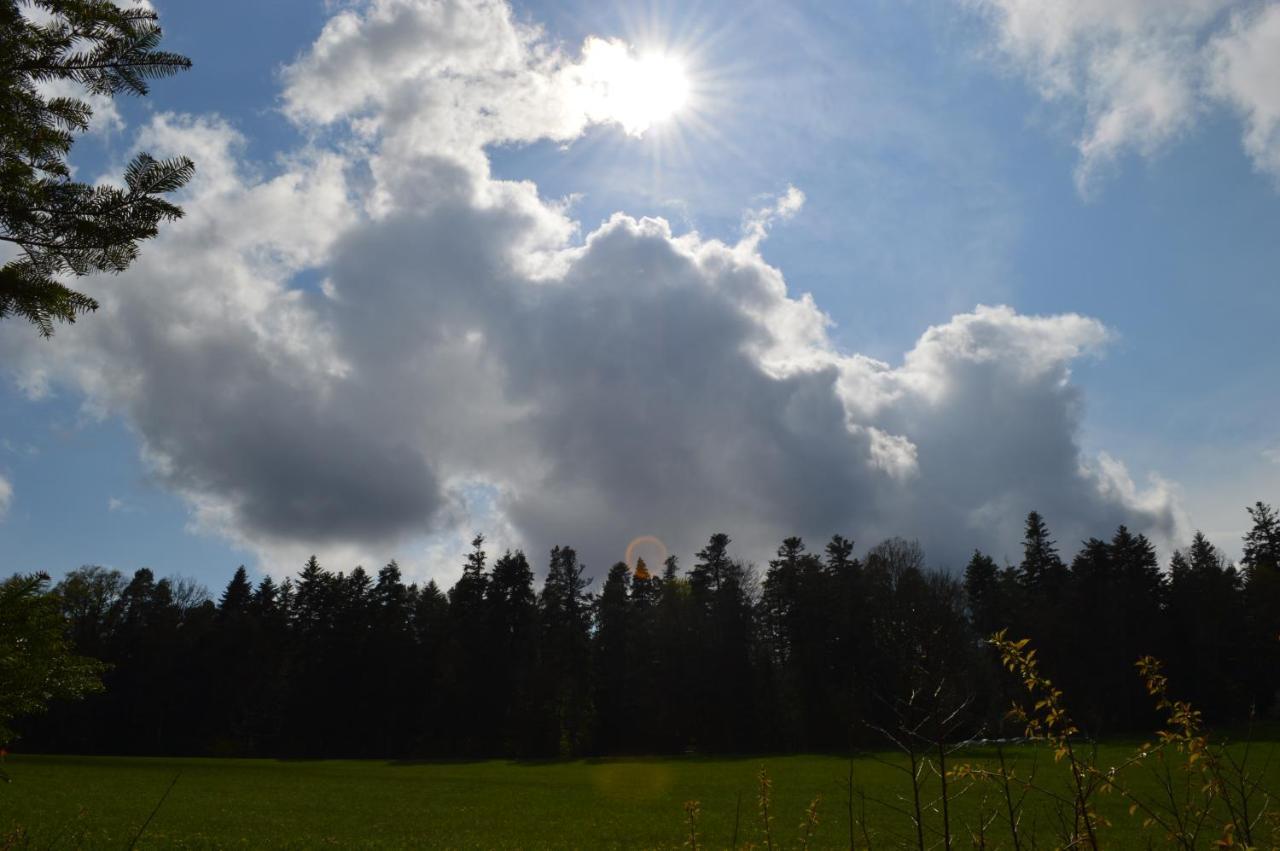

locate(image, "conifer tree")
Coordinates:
485 550 538 754
653 554 692 751
449 535 489 617
689 533 756 751
1018 511 1064 587
446 537 491 754
1242 502 1280 713
593 561 631 752
218 566 252 617
1 0 193 334
962 550 1001 637
293 555 328 634
412 579 450 753
1167 533 1244 721
625 557 660 751
825 534 865 745
538 545 592 756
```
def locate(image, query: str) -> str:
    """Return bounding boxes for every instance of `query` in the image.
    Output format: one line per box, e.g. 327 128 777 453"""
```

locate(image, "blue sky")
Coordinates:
2 0 1277 592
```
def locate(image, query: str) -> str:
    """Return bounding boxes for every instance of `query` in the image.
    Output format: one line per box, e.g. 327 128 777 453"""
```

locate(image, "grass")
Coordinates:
1 742 1278 848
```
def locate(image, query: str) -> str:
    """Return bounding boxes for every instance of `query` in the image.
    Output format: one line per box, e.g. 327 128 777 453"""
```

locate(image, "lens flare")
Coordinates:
625 535 669 572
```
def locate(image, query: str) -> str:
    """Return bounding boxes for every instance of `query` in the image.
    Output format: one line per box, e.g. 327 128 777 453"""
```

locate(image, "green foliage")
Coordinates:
0 0 192 335
954 635 1280 850
0 572 104 749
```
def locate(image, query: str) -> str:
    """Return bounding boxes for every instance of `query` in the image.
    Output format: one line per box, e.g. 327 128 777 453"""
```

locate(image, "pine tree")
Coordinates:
293 555 328 634
653 554 692 751
362 561 415 756
485 550 538 754
688 533 756 751
1018 511 1065 588
251 576 279 617
1242 502 1280 714
962 550 1001 637
761 537 806 662
218 566 253 618
593 561 631 753
824 534 865 747
449 535 489 618
285 556 333 755
0 0 193 334
412 579 450 754
690 532 733 599
1242 502 1280 577
757 537 832 747
625 557 660 751
538 545 593 756
444 538 493 754
1168 533 1244 721
373 561 410 618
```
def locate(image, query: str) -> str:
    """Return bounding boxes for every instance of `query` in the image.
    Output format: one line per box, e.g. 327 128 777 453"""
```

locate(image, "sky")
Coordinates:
1 0 1278 592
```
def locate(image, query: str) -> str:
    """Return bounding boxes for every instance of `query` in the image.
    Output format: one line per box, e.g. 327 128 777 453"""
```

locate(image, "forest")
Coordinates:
11 503 1280 760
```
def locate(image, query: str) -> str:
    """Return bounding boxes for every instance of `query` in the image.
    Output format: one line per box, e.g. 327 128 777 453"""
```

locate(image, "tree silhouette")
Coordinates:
1242 502 1280 714
0 572 104 749
12 502 1280 759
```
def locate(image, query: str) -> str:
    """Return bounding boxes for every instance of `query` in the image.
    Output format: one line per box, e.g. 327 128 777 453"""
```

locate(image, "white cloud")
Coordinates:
740 185 806 250
964 0 1280 192
0 0 1186 579
37 78 124 136
107 496 143 514
1209 3 1280 180
0 475 11 520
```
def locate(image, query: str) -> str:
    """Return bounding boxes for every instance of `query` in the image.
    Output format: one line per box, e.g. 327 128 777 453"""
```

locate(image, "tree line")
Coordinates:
12 502 1280 759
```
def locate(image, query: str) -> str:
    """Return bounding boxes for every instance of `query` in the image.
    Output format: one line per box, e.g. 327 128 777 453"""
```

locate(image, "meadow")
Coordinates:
4 741 1279 849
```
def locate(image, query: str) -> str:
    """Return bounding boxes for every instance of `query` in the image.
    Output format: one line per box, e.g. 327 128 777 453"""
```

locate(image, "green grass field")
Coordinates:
3 743 1278 848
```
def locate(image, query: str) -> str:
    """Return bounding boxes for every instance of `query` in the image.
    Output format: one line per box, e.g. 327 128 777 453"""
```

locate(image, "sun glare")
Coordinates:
579 38 692 136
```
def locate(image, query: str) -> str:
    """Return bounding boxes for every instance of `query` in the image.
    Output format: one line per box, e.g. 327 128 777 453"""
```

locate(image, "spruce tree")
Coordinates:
1018 510 1065 587
485 550 538 754
962 550 1001 637
538 545 592 756
1168 533 1244 721
446 537 491 754
1242 502 1280 713
825 534 865 746
218 566 253 617
593 561 631 752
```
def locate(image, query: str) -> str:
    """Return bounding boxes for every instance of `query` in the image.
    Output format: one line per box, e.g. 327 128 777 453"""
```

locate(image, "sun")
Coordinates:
578 38 692 136
628 52 690 125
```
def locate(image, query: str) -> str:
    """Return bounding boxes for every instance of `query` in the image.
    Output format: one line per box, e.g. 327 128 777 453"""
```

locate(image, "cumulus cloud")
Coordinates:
1209 3 1280 181
0 0 1184 579
964 0 1280 191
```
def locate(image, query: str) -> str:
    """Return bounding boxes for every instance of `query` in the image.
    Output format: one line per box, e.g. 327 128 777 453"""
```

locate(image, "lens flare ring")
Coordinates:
624 535 668 571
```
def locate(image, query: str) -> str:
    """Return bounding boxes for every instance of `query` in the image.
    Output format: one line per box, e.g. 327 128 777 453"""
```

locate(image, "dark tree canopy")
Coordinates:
8 502 1280 759
0 572 105 748
0 0 192 335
